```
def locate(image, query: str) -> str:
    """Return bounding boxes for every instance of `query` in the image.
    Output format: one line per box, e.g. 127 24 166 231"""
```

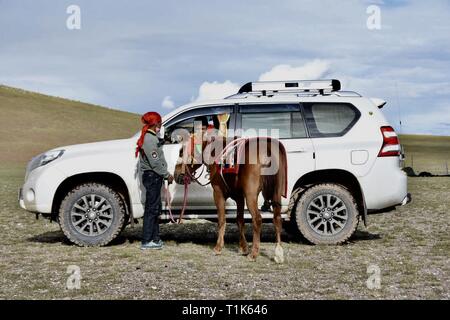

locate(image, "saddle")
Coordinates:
214 137 249 175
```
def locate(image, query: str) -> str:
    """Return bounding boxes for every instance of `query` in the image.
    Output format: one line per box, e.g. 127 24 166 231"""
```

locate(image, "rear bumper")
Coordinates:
359 157 408 210
367 192 411 215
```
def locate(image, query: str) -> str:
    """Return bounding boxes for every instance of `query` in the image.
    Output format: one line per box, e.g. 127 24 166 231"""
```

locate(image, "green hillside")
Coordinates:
0 85 141 166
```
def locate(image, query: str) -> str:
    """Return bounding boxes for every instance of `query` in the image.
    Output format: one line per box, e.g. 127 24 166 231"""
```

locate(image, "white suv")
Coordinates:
18 79 411 246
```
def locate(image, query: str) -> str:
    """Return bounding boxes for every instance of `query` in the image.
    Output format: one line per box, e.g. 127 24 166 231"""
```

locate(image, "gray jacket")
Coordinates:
139 131 170 178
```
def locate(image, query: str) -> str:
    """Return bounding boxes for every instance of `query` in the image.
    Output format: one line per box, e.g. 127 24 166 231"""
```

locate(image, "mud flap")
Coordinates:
362 195 368 227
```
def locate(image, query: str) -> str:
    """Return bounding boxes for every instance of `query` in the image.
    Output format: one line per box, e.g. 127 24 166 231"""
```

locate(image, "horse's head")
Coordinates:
173 114 230 185
173 134 205 184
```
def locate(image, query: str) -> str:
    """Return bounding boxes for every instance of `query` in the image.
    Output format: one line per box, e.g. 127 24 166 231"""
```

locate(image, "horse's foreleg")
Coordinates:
236 196 248 255
273 195 284 264
246 196 262 262
213 188 226 255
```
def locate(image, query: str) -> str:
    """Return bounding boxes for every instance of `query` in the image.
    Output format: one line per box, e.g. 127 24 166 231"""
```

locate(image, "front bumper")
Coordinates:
401 192 412 206
19 165 67 214
18 187 26 210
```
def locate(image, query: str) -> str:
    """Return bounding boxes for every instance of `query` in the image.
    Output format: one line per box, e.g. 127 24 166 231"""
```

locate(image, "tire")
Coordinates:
293 183 359 245
59 183 126 246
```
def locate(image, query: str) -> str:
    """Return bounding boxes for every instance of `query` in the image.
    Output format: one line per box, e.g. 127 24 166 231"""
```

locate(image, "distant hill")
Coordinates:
0 85 141 166
0 85 448 175
400 134 450 176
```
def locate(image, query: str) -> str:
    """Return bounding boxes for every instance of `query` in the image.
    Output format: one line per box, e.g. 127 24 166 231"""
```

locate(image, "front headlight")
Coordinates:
27 150 65 174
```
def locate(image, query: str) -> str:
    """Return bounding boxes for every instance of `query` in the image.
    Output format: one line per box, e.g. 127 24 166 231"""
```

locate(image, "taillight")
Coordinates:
378 126 400 157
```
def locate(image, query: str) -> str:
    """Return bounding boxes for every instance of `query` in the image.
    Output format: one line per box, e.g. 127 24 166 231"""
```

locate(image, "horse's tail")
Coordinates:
276 139 288 198
260 138 288 202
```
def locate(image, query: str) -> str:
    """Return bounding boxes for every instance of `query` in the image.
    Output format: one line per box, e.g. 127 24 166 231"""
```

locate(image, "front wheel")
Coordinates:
293 183 359 245
59 183 126 246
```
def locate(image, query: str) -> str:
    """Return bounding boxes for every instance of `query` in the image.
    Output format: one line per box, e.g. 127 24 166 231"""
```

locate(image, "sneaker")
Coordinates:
141 240 162 250
155 239 164 247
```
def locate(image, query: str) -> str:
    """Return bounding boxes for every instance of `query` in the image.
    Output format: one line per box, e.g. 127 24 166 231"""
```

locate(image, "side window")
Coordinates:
304 103 360 137
164 106 233 143
240 104 307 139
165 118 195 141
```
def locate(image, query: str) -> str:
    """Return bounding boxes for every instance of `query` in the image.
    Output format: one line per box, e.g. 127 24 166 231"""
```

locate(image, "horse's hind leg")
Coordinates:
273 195 284 264
236 196 248 255
245 195 262 262
213 188 226 255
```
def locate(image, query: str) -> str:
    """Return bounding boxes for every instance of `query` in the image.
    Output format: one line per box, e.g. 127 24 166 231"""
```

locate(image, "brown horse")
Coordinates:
173 132 287 263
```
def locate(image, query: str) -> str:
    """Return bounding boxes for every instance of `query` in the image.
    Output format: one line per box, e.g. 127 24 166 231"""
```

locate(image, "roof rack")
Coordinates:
237 79 341 96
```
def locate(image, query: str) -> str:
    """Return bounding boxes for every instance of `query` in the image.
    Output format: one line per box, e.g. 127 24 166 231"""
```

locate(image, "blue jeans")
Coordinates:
142 170 163 243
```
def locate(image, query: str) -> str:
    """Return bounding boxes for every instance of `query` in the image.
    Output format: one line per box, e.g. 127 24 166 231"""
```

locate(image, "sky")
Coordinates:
0 0 449 135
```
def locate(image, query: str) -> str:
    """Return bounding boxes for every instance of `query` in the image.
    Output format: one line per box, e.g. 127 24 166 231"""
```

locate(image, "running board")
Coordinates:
160 211 289 221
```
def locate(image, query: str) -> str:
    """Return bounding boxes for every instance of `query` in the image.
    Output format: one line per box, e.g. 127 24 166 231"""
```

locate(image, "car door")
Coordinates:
302 102 363 174
162 105 235 210
236 103 315 208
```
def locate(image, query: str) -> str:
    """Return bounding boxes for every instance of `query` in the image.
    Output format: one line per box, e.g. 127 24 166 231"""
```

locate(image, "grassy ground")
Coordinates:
0 163 448 299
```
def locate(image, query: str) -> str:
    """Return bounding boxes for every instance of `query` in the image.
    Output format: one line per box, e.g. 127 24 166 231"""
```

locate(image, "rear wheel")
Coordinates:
293 183 359 245
59 183 126 246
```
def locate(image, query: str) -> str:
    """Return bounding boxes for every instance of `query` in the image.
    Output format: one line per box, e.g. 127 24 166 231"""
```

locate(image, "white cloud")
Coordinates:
258 60 331 81
161 95 175 109
195 80 240 101
193 60 332 102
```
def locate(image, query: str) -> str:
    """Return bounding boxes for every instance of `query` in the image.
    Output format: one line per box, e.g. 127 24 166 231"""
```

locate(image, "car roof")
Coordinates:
162 91 367 124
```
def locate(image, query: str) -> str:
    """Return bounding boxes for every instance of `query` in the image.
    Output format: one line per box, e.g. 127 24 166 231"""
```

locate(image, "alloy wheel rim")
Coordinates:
306 194 348 236
70 194 113 236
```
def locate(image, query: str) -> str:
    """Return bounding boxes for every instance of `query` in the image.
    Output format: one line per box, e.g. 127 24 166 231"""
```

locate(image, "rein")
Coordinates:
164 175 190 224
163 159 207 224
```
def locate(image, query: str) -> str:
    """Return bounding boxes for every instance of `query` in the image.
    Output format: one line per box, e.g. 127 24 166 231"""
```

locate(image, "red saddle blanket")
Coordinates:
214 137 288 197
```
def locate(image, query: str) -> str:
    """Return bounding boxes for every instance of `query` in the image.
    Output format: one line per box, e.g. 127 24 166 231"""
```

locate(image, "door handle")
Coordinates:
287 148 307 153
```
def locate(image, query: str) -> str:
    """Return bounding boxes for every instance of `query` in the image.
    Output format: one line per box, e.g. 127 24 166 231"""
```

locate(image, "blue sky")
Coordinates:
0 0 449 135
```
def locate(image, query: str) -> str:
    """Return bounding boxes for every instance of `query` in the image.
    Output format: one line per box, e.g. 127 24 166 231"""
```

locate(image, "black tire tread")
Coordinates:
294 183 359 245
59 183 125 247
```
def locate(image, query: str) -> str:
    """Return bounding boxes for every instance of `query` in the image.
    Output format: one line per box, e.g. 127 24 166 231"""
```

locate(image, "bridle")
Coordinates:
164 141 210 224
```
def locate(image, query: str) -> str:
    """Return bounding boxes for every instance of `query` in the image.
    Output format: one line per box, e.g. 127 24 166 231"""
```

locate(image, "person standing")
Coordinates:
135 112 174 250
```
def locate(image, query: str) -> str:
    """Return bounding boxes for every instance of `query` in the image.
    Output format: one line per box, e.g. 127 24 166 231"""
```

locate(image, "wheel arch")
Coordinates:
290 169 366 223
51 172 132 222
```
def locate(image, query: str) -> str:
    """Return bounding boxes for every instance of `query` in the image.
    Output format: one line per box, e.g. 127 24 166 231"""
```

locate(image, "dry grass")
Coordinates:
0 85 141 165
0 164 448 299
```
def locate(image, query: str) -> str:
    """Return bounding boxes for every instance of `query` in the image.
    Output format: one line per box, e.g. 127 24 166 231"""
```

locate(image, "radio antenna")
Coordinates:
395 82 402 134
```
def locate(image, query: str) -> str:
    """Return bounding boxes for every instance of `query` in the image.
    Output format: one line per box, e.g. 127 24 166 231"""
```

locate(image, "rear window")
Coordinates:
304 103 360 137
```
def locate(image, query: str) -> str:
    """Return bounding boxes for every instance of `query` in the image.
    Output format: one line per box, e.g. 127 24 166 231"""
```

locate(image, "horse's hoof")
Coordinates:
247 254 257 262
274 244 284 264
238 247 249 256
213 247 222 255
274 255 284 264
